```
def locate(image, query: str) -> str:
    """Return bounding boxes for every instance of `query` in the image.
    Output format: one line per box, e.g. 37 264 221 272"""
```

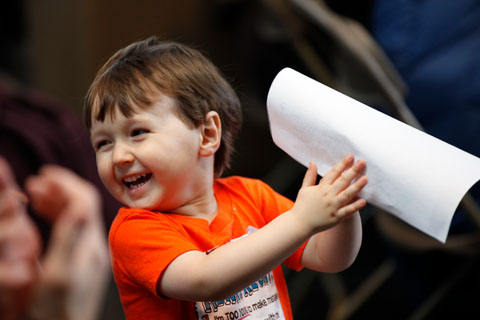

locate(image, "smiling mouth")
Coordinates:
123 173 152 189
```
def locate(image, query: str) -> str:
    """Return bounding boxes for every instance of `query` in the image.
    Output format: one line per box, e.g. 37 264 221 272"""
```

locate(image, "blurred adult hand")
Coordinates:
0 157 110 320
25 165 110 320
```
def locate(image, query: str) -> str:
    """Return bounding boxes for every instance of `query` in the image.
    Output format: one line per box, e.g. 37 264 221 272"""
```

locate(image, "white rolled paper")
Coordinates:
266 67 480 243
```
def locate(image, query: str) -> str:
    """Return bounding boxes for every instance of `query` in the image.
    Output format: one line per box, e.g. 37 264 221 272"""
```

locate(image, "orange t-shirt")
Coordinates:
109 176 307 320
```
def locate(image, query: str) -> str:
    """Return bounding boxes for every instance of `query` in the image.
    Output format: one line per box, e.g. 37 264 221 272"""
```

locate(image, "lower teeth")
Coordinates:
131 181 145 189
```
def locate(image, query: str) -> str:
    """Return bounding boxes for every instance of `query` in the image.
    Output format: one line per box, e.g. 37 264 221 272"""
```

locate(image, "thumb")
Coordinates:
25 175 67 222
301 162 318 188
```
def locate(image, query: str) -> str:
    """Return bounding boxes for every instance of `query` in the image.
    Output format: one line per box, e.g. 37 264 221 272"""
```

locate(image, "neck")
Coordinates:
168 158 218 223
170 182 218 223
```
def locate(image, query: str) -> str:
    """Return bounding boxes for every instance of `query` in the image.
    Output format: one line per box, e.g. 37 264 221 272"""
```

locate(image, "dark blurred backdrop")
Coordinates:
3 1 480 319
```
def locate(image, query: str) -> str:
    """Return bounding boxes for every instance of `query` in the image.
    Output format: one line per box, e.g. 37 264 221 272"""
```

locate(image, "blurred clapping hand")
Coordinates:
0 157 109 320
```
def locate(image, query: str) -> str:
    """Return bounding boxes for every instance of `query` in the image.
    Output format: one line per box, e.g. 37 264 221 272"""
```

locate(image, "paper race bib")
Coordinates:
195 271 284 320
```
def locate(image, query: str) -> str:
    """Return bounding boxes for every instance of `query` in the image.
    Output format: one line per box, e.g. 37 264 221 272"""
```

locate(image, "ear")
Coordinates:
198 111 221 157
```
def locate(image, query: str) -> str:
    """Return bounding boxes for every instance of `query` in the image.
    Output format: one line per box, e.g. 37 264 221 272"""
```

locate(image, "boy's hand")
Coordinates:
292 154 368 234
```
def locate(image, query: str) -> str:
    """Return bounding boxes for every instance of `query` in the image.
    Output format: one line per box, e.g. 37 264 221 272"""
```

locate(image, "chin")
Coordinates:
129 198 163 211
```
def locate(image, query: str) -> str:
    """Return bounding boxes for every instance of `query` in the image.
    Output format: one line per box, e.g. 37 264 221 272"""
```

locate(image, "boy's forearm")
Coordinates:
162 212 362 301
160 209 313 301
302 211 362 273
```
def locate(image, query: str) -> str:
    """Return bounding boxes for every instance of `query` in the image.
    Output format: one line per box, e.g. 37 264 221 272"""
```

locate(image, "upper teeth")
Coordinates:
124 174 147 183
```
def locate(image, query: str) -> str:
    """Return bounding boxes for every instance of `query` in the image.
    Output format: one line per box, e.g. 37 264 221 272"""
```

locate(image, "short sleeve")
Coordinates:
109 216 199 296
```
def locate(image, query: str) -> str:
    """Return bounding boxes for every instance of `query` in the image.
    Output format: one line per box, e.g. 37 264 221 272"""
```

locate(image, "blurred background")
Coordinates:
2 0 480 319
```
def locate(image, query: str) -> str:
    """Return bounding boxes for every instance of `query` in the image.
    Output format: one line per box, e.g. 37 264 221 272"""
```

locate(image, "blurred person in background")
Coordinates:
0 156 109 320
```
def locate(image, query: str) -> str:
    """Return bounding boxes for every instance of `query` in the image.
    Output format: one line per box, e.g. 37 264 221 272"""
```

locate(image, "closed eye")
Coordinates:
131 128 150 137
95 140 111 150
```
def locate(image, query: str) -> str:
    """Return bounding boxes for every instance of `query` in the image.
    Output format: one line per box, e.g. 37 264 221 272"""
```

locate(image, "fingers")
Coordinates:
337 197 367 218
321 154 355 185
26 165 100 223
301 162 318 188
319 154 368 214
332 157 368 211
317 154 366 193
331 159 366 194
25 174 67 222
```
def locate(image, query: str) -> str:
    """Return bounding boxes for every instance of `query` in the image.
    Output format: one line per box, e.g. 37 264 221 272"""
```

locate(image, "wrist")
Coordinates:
283 208 317 238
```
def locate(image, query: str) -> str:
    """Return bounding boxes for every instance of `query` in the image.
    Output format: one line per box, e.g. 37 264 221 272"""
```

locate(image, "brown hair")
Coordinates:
84 36 242 176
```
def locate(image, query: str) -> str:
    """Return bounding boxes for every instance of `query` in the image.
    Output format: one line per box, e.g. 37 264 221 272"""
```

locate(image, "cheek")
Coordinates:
96 156 114 187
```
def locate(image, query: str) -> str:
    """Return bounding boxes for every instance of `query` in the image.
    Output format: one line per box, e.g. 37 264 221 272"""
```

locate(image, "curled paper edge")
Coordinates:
266 68 480 243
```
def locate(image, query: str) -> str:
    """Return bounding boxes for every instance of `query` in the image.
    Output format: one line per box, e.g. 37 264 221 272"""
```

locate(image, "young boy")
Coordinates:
84 36 368 320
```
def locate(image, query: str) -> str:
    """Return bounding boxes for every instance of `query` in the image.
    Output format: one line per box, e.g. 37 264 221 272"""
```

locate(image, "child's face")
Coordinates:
90 95 204 211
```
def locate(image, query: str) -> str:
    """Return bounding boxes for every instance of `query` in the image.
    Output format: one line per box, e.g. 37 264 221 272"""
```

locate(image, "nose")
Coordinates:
112 142 134 166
